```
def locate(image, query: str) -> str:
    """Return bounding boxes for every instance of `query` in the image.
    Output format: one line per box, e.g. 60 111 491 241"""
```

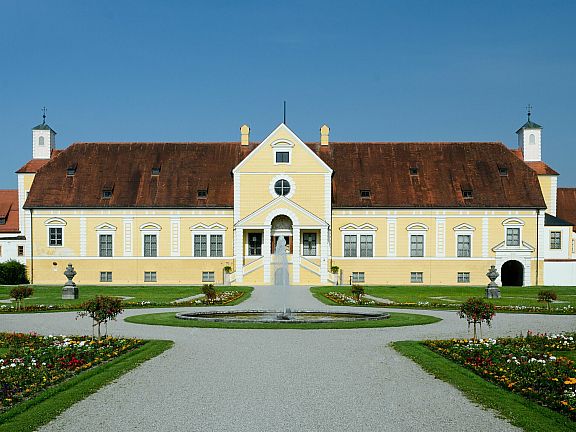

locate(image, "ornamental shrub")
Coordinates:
77 296 124 339
537 290 558 311
351 284 365 302
202 284 217 303
330 266 340 274
9 285 33 310
223 265 233 274
457 297 496 340
0 260 29 285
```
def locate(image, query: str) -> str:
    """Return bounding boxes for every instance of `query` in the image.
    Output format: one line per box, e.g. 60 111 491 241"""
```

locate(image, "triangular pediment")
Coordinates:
236 196 328 227
492 241 534 252
233 123 332 174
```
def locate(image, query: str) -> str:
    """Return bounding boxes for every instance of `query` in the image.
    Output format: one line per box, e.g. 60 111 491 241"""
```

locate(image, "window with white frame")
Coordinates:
99 234 113 257
49 227 63 246
144 271 157 282
351 272 365 283
344 235 357 257
359 235 373 257
248 232 262 256
202 271 215 282
410 235 424 257
506 227 520 246
144 234 158 257
302 233 317 256
457 235 471 257
275 151 290 163
457 272 470 283
550 231 561 250
410 272 423 283
100 271 112 282
343 232 374 257
193 234 223 257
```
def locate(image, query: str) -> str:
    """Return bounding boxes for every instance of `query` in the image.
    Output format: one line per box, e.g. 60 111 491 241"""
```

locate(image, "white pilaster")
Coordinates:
387 217 397 257
482 216 489 257
123 218 133 256
234 228 244 282
436 217 446 257
292 227 300 283
263 227 271 283
17 174 25 234
80 216 86 257
320 226 328 283
171 218 180 256
550 176 557 216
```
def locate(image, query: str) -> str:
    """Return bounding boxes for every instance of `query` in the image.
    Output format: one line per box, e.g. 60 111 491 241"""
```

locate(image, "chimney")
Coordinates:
240 124 250 146
320 124 330 146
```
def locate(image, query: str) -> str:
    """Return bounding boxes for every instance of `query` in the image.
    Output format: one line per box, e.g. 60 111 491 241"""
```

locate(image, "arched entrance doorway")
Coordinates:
501 260 524 286
271 215 293 254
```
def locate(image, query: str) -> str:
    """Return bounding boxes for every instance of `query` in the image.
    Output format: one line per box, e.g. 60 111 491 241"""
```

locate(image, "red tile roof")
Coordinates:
0 190 20 233
510 148 559 175
16 150 62 173
24 141 546 210
557 188 576 231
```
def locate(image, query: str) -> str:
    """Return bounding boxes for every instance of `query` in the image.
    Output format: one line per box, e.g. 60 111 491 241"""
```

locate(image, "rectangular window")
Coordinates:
344 235 357 257
462 189 473 199
197 189 207 198
202 271 215 282
275 151 289 163
210 234 223 257
457 272 470 283
248 233 262 256
410 235 424 257
352 272 365 283
49 227 63 246
360 190 371 198
457 235 471 257
99 234 113 257
410 272 423 283
194 234 207 257
100 271 112 282
550 231 562 250
359 235 373 257
143 234 157 257
506 228 520 246
17 246 24 257
144 271 157 282
303 233 317 256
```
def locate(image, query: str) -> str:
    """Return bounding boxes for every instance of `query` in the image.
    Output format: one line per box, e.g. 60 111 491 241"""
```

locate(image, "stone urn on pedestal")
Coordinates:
62 263 79 300
485 265 501 299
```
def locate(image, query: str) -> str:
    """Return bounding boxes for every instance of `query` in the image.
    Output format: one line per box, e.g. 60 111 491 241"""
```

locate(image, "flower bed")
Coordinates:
325 292 379 305
0 290 246 313
0 332 143 411
424 333 576 420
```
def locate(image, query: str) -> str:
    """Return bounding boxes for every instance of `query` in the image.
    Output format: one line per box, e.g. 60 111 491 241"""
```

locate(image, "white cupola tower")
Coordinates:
516 108 542 162
32 109 56 159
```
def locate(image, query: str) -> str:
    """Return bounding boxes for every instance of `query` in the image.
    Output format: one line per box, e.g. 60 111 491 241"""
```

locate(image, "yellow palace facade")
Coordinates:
14 117 576 287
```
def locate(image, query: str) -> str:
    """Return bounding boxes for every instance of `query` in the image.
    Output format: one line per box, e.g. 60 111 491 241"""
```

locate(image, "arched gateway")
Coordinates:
501 260 524 286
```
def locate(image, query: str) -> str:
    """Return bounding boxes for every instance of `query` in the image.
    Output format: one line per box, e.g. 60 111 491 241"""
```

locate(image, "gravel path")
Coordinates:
1 286 575 432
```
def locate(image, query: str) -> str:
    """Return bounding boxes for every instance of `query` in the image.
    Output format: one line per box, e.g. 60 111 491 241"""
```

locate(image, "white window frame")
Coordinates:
140 223 161 258
95 223 117 258
274 149 292 165
247 231 263 257
271 139 294 166
410 271 423 283
351 272 365 283
453 223 475 258
269 174 295 199
202 271 215 282
45 218 67 248
457 272 470 283
100 271 112 282
341 228 376 258
302 231 318 257
502 218 524 248
550 231 562 250
456 234 472 258
144 271 157 282
190 225 226 258
407 223 428 258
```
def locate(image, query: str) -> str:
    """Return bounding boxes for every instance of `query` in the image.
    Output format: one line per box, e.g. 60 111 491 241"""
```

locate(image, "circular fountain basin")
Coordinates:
175 310 390 323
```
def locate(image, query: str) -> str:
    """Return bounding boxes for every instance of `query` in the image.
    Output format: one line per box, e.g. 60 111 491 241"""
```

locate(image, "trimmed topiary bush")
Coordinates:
0 260 29 285
77 296 124 339
458 297 496 340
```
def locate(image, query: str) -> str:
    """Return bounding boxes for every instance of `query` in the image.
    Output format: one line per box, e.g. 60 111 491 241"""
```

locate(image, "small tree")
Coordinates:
458 297 496 340
0 260 29 285
77 296 124 339
537 290 557 311
9 285 33 310
202 284 217 303
223 266 233 274
351 284 365 302
330 265 339 274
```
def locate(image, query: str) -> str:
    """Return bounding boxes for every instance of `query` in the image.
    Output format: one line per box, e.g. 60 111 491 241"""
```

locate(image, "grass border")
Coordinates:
124 311 441 329
0 339 174 432
391 340 575 432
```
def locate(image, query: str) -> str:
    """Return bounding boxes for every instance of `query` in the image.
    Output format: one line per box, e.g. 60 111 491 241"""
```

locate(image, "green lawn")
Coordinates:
125 311 441 329
392 341 576 432
0 285 253 309
311 285 576 310
0 339 173 432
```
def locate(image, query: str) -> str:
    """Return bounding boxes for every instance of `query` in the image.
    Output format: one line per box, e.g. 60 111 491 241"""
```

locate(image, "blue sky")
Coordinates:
1 1 575 187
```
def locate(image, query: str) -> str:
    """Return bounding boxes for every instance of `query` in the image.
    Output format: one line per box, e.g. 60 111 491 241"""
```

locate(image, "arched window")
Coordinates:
529 134 535 145
39 136 45 146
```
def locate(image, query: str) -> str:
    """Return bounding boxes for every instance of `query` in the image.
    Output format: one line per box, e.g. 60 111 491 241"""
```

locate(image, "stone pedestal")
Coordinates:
485 265 501 299
62 263 79 300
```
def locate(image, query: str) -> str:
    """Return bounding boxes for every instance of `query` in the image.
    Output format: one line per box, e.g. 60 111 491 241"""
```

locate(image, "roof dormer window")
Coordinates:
498 167 509 177
151 167 161 176
0 218 6 225
197 189 208 198
462 189 473 199
102 190 112 199
67 164 77 177
409 167 419 176
360 189 371 199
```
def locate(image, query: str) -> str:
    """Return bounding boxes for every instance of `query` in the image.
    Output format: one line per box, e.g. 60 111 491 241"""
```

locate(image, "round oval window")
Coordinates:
274 179 291 196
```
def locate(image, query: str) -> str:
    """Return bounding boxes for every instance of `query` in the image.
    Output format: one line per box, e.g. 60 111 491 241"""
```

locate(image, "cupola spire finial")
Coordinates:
42 106 47 124
526 103 532 121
